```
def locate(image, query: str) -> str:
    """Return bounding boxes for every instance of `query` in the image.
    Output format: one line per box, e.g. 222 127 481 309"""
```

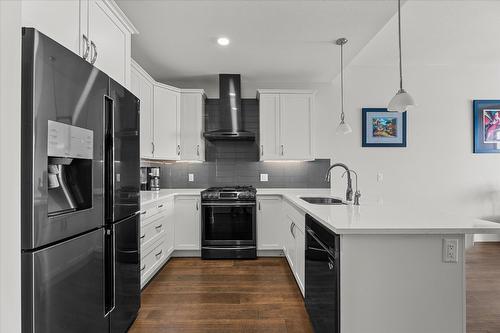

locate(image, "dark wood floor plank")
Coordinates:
467 242 500 333
131 244 500 333
130 258 313 333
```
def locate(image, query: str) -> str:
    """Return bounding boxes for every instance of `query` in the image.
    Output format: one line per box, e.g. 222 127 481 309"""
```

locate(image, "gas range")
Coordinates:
201 186 256 202
200 185 257 259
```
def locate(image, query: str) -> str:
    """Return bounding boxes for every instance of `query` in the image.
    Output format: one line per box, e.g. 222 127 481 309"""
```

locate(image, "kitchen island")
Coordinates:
141 188 500 333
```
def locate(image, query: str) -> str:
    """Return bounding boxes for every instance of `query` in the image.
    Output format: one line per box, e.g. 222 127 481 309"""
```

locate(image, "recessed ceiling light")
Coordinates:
217 37 230 46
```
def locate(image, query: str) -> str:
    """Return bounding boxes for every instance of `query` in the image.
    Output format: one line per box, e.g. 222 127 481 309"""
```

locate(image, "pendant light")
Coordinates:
388 0 415 112
336 37 352 135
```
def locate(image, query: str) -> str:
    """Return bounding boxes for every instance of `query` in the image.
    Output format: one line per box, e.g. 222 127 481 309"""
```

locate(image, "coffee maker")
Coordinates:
140 167 160 191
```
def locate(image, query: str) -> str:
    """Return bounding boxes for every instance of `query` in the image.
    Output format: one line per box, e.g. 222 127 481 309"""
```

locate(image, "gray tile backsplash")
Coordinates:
155 159 331 189
142 98 330 189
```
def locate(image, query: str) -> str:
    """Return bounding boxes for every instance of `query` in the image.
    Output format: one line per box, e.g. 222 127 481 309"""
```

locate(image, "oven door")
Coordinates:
202 202 256 246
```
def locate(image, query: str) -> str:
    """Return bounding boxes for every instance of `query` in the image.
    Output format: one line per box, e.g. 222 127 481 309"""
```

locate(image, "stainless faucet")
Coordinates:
343 170 361 206
325 163 353 202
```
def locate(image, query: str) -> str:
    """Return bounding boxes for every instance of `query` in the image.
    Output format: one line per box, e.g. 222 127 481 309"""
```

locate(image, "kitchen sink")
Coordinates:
300 197 346 205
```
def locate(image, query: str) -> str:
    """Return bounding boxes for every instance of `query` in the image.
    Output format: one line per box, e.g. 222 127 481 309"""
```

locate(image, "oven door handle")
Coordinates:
202 246 256 250
201 202 256 206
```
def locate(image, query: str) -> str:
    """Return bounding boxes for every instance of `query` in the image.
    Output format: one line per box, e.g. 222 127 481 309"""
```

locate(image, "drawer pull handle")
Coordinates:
155 250 163 258
140 234 145 239
141 211 146 215
140 264 146 271
155 224 163 230
157 204 164 208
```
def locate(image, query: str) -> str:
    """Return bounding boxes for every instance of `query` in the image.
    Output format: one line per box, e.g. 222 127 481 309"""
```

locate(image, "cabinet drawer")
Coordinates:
140 198 171 224
140 216 166 251
140 239 167 282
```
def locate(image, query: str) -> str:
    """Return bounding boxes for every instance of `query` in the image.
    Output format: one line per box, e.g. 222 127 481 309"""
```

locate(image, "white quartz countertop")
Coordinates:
141 188 500 235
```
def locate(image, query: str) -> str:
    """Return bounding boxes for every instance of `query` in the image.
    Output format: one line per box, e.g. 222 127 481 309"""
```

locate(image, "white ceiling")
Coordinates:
116 0 399 84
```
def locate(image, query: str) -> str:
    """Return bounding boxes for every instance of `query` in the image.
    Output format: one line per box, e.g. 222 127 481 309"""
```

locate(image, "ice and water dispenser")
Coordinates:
47 120 93 217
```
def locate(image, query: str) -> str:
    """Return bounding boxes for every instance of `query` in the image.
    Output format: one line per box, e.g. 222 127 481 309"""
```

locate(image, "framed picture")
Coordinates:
473 100 500 153
362 108 407 147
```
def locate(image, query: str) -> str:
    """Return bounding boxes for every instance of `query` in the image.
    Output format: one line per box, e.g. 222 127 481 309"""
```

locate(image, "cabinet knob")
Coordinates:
177 145 181 156
281 145 284 156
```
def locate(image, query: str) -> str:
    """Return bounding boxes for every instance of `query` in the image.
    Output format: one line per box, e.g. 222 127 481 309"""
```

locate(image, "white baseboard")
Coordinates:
473 234 500 243
172 250 202 257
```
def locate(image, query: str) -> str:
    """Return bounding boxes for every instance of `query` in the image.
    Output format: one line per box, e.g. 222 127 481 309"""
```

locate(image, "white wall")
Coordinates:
170 1 500 241
0 1 22 332
332 1 500 241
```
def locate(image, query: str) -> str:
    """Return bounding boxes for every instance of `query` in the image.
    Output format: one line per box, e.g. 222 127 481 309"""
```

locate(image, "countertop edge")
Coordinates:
140 189 500 235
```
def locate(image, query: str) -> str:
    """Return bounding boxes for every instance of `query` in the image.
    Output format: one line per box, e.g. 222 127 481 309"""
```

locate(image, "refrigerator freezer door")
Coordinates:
21 28 108 250
110 214 140 333
106 79 140 223
22 228 108 333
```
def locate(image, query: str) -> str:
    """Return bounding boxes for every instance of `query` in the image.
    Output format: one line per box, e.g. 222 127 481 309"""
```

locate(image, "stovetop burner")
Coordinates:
201 185 256 201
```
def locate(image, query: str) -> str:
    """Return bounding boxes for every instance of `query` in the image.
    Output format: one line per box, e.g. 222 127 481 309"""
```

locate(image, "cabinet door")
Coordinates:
21 0 84 57
165 200 175 256
259 93 281 160
153 85 180 160
180 93 204 161
131 66 154 158
174 196 200 250
257 196 283 250
294 225 305 296
279 94 313 160
284 215 296 271
88 0 130 86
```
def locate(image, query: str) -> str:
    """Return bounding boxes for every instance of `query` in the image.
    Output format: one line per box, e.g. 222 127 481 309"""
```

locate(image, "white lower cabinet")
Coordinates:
283 200 306 296
174 196 201 250
257 196 283 250
140 197 174 288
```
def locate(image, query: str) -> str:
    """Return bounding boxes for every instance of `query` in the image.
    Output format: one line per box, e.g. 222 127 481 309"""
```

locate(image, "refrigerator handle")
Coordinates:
104 95 115 223
104 228 116 317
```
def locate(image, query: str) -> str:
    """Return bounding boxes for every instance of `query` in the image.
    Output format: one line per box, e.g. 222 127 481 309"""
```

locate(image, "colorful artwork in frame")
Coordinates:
473 100 500 153
362 108 407 147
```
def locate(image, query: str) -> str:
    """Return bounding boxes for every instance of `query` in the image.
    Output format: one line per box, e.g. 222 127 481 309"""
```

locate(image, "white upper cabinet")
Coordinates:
21 0 84 56
259 94 281 160
131 61 154 159
86 0 136 86
21 0 138 88
180 90 205 161
153 84 181 160
258 90 315 161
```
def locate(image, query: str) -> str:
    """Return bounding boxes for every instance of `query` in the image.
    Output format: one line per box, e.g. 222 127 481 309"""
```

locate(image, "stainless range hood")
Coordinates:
203 74 255 141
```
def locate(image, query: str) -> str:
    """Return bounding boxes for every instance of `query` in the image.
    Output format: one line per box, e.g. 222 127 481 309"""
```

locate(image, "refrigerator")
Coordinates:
21 28 140 333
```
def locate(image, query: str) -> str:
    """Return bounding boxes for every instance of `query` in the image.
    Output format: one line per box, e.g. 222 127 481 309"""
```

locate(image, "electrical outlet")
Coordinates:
377 172 383 183
188 173 194 182
443 238 459 263
260 173 269 182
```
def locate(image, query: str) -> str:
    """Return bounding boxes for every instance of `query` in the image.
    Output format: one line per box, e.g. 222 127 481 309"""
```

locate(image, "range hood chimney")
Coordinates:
203 74 255 140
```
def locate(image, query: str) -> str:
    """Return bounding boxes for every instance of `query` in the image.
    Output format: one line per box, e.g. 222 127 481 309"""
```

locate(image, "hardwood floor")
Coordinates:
129 258 313 333
130 243 500 333
467 242 500 333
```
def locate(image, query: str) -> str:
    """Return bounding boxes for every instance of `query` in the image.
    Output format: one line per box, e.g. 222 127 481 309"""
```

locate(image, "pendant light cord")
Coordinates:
340 42 345 123
398 0 403 91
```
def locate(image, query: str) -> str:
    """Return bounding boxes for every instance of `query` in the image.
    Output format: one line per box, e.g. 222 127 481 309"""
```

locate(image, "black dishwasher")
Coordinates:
305 214 340 333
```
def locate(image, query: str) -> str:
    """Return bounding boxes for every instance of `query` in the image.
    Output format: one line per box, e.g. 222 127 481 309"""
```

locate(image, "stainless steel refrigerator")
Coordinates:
21 28 140 333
